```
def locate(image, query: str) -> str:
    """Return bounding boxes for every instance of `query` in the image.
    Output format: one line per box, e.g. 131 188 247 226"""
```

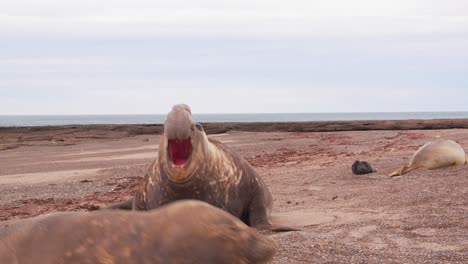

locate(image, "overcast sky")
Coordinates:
1 0 467 114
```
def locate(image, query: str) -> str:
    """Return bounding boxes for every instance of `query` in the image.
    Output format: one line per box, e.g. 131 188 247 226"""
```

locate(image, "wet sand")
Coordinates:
0 121 467 263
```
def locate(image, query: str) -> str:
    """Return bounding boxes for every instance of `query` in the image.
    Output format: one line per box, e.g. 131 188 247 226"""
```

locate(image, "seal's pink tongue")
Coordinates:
168 138 192 166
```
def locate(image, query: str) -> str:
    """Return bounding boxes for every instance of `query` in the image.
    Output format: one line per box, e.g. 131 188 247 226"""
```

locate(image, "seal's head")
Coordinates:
159 104 209 183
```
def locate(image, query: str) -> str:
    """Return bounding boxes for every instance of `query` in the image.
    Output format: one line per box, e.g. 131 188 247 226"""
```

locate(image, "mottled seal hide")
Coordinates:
389 139 467 177
0 200 277 264
351 160 376 175
109 104 295 231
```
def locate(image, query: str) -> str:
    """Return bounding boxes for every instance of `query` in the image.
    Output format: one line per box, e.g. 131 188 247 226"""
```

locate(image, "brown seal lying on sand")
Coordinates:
108 104 297 231
389 139 467 177
0 200 277 264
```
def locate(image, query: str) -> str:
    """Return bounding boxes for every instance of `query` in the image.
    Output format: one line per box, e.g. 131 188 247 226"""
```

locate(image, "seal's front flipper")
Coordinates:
102 197 134 210
254 224 301 232
247 197 300 232
388 166 404 177
388 165 418 177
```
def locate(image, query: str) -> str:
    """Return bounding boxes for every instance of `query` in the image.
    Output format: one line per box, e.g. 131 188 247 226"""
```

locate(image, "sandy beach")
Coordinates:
0 121 467 263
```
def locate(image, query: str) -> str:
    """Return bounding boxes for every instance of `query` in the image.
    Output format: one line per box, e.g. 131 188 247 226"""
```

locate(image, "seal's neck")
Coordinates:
202 138 241 181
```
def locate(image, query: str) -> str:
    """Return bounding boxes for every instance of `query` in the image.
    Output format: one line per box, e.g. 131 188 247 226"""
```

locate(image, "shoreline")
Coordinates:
2 118 468 133
2 118 467 151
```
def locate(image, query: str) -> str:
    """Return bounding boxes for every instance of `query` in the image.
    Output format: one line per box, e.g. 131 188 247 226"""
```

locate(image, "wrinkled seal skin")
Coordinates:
111 104 295 231
389 139 467 177
351 160 376 175
0 200 277 264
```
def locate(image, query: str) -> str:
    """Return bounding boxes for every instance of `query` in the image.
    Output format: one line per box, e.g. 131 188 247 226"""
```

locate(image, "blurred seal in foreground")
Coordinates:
0 200 277 264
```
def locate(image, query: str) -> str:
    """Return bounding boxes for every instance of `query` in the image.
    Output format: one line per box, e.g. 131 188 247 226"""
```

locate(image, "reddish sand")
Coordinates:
0 124 467 263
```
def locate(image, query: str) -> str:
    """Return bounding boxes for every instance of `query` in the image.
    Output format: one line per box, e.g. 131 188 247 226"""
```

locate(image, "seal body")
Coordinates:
0 200 277 264
110 104 293 231
351 160 375 175
389 139 467 177
134 138 274 228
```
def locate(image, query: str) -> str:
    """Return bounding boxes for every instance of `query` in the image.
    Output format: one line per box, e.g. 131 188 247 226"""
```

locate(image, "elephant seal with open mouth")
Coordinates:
108 104 297 231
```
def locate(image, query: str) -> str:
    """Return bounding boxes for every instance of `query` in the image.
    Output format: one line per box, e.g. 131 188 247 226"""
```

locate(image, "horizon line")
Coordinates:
2 110 468 116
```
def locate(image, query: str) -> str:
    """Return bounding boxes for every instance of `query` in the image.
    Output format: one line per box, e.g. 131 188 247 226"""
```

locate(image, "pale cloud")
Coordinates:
1 1 467 36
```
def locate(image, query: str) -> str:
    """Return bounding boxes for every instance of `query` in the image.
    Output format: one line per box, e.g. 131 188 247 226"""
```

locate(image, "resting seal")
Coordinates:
108 104 295 231
0 200 277 264
351 160 376 175
389 139 467 177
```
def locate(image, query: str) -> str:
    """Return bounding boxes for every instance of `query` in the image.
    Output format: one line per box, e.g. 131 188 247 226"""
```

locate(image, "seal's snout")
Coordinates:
168 138 192 166
164 103 196 167
164 104 194 141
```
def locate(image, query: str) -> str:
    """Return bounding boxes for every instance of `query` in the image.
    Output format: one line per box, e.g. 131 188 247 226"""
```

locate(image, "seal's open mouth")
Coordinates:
168 138 192 166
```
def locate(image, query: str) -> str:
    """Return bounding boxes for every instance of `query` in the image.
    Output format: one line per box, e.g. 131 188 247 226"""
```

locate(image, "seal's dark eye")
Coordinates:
195 123 203 131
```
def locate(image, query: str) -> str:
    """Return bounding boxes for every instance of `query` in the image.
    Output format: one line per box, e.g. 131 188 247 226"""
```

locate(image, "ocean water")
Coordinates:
1 112 468 127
